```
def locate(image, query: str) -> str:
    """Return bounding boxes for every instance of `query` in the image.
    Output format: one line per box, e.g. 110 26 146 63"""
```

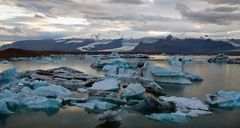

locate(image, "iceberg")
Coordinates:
143 82 163 95
142 61 192 85
183 72 203 81
206 90 240 108
160 96 209 111
146 96 211 123
0 90 22 108
122 83 146 99
0 68 18 85
89 90 127 105
72 99 117 111
24 67 101 90
208 54 229 64
31 80 49 89
88 78 120 91
77 88 88 93
96 110 122 122
0 87 62 110
91 58 139 69
144 95 176 112
0 100 14 115
146 113 188 123
23 96 61 109
32 84 71 98
103 65 138 77
159 96 211 117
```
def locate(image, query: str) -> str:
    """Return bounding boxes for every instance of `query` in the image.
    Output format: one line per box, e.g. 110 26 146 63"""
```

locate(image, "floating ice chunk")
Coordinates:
151 67 184 77
102 65 117 76
21 86 33 94
142 61 192 85
159 96 209 111
31 80 49 89
96 110 122 122
185 109 212 117
32 84 71 98
0 90 22 108
144 95 176 112
146 108 211 123
143 82 163 95
103 65 137 77
208 54 229 64
151 96 212 123
72 100 117 111
23 95 61 109
0 100 14 115
183 72 203 81
146 113 188 123
0 67 17 85
77 88 88 93
88 78 120 91
122 83 146 99
91 58 139 69
72 102 95 110
206 90 240 108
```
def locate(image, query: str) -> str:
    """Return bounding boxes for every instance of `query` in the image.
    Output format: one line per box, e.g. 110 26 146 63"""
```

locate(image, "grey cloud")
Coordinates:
85 14 178 22
176 3 240 25
34 13 45 19
206 6 240 12
201 0 240 5
105 0 147 4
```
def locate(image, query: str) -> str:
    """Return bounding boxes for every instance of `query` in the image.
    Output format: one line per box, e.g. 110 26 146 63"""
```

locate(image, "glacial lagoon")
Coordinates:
1 55 240 128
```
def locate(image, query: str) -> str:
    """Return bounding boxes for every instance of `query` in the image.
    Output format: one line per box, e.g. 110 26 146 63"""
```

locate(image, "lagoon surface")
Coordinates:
1 55 240 128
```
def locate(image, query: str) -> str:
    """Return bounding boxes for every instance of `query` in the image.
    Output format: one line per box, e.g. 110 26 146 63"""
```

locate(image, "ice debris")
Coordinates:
146 96 212 123
72 99 117 111
122 83 146 100
146 113 188 123
0 100 14 115
32 84 71 98
142 61 192 85
88 78 120 91
206 90 240 108
24 67 101 90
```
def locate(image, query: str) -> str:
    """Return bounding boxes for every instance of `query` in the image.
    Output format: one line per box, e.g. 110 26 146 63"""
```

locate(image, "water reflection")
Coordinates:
1 56 240 128
95 121 121 128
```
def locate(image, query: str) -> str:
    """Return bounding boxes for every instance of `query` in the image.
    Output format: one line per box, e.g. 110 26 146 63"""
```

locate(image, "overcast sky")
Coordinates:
0 0 240 43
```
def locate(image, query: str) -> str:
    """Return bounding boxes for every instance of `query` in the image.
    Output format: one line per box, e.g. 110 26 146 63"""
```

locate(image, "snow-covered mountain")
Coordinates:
0 37 158 52
0 36 239 53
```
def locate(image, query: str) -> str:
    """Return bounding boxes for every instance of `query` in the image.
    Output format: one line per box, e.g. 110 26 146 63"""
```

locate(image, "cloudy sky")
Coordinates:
0 0 240 44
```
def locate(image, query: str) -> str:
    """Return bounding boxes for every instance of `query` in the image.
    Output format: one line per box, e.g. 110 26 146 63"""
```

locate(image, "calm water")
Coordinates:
1 55 240 128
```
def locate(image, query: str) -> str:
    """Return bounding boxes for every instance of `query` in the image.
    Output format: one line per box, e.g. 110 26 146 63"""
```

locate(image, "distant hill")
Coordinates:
133 38 239 54
0 38 124 52
1 35 240 54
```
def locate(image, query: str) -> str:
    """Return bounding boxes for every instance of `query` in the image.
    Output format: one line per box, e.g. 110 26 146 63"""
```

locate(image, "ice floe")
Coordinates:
32 84 71 98
206 90 240 108
0 100 14 115
88 78 120 91
24 67 101 90
146 96 212 123
72 99 117 111
122 83 146 100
